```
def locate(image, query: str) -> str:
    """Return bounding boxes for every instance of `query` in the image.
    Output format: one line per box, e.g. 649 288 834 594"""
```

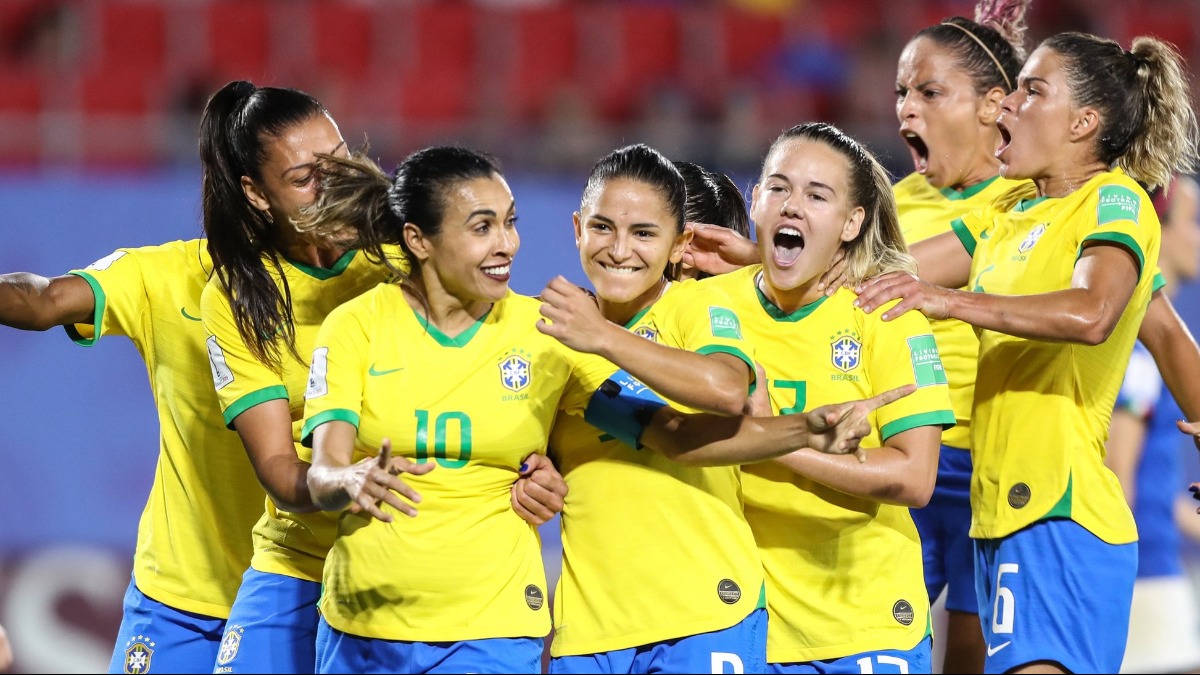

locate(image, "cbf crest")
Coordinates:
831 330 861 372
123 635 155 674
500 350 532 392
1019 223 1048 254
633 325 658 342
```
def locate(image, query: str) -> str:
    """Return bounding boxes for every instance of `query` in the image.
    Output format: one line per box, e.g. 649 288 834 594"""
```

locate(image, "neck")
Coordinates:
949 154 1003 191
1033 159 1109 198
407 273 492 336
759 272 822 314
597 277 670 326
280 237 346 269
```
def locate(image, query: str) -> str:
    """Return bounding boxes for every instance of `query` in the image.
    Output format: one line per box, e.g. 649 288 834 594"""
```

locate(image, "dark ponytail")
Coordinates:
199 80 325 369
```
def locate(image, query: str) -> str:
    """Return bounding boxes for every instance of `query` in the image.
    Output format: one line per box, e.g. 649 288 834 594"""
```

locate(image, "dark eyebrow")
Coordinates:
283 140 347 177
1022 76 1049 87
765 173 791 183
588 213 662 229
467 198 516 222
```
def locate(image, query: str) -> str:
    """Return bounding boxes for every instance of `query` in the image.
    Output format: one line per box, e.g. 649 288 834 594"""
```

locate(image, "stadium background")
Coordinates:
0 0 1198 671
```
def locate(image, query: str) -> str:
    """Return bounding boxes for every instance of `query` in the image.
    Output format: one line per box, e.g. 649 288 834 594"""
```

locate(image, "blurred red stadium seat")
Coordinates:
95 2 166 72
206 2 271 81
507 6 578 122
312 1 373 82
396 3 477 124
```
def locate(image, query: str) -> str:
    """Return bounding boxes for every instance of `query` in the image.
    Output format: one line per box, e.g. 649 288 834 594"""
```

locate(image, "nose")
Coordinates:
897 91 916 120
780 195 801 218
609 230 632 260
999 90 1018 114
497 224 519 257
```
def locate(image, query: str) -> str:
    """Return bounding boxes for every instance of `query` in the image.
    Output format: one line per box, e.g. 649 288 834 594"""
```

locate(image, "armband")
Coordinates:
583 370 667 449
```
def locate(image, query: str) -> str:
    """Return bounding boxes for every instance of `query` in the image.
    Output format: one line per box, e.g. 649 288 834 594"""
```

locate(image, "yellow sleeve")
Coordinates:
200 278 289 428
300 300 370 445
660 282 756 391
1080 182 1155 281
65 248 149 345
949 207 988 259
866 305 956 441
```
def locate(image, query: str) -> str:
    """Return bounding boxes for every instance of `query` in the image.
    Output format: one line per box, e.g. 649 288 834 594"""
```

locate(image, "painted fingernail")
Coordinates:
519 463 529 473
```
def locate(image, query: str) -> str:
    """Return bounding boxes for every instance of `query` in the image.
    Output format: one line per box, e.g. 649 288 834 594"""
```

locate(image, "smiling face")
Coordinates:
895 36 1004 188
751 138 863 308
242 112 348 243
994 47 1078 182
576 177 687 318
414 174 519 306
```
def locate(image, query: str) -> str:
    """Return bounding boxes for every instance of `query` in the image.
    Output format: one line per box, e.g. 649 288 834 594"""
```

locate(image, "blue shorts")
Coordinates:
550 608 767 674
107 575 227 674
766 636 931 674
212 567 322 674
974 518 1136 674
315 617 543 674
910 445 975 612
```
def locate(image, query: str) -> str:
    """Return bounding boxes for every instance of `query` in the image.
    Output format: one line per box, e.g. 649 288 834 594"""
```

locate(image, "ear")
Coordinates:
750 183 761 212
402 222 431 262
841 206 865 243
978 86 1007 125
1069 107 1101 143
668 226 694 264
241 176 272 215
572 211 582 248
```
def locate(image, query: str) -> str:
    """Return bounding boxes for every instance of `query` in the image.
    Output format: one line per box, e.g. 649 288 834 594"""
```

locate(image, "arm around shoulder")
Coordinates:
0 273 94 331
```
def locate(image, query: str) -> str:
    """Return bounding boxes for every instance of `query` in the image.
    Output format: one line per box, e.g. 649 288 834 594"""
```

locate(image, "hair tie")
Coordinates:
943 21 1013 91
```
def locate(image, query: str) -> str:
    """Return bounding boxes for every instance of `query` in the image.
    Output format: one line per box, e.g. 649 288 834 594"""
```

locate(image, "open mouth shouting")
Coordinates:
902 130 930 175
772 225 806 268
995 119 1012 159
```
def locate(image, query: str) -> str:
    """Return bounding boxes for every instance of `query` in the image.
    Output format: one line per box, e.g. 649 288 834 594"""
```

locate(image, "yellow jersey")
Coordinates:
301 287 611 642
952 169 1157 544
894 172 1026 449
201 249 393 582
549 279 764 657
66 239 264 619
706 267 955 663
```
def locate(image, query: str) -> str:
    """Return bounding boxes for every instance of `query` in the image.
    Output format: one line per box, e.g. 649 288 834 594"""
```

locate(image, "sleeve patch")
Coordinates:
708 306 743 340
1097 185 1141 226
907 334 948 388
85 250 127 271
306 346 329 399
206 335 235 390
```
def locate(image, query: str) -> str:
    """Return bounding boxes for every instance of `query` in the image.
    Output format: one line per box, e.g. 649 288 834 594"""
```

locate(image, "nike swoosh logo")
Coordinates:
986 640 1011 657
368 364 404 377
980 228 991 240
180 307 201 321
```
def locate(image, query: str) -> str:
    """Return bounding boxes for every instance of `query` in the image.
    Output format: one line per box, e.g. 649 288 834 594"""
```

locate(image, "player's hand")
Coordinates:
536 275 615 354
854 272 951 321
1177 419 1200 453
804 384 918 462
511 453 568 526
816 248 849 296
682 222 760 275
344 438 434 522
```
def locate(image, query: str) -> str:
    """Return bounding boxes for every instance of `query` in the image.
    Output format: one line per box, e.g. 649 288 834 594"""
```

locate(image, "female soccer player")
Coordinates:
297 144 908 674
196 84 565 673
197 80 392 675
712 122 954 673
892 3 1029 670
542 146 766 674
854 32 1198 673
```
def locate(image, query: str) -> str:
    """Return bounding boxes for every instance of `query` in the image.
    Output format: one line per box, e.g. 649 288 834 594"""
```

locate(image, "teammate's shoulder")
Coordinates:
893 172 940 201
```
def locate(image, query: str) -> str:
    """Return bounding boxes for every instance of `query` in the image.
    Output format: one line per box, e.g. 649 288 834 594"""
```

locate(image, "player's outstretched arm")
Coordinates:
308 428 432 521
641 385 916 467
0 273 94 330
537 276 751 415
1140 291 1200 452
